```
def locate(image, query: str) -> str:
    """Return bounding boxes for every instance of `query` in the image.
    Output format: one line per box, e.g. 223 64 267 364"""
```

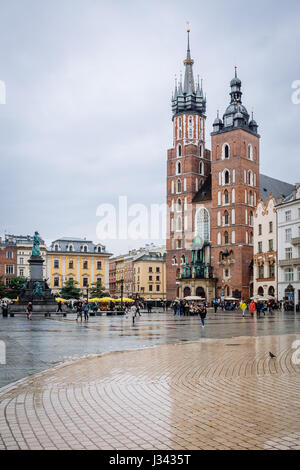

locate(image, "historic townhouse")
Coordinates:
277 184 300 304
47 237 111 294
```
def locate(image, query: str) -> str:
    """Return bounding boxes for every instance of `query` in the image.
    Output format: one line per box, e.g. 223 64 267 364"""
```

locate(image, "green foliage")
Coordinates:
6 277 27 299
90 280 110 298
0 276 7 298
60 279 81 300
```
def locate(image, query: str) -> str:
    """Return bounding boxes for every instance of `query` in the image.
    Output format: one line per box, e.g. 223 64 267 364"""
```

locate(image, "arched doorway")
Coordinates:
196 286 206 298
258 286 264 296
268 286 275 297
183 287 191 298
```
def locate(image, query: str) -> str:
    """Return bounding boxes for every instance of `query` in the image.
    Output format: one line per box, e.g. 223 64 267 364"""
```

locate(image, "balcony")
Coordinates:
291 237 300 245
279 258 300 267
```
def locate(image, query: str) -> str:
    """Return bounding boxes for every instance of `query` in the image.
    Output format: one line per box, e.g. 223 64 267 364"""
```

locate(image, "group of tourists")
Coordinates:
171 300 207 327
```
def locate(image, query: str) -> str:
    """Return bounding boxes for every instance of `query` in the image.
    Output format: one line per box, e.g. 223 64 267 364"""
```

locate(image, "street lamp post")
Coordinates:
120 278 124 313
86 283 89 302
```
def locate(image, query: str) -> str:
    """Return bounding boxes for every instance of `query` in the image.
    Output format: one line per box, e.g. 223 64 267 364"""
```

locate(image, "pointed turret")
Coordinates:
171 28 206 118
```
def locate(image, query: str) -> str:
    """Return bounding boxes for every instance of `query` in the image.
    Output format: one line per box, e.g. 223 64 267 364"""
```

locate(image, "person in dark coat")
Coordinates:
199 303 207 328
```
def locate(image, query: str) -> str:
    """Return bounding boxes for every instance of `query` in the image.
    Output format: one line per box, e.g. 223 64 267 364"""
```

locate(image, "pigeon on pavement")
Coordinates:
269 352 276 358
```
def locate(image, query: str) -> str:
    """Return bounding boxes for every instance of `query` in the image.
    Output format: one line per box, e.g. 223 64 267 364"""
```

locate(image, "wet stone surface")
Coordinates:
1 308 300 388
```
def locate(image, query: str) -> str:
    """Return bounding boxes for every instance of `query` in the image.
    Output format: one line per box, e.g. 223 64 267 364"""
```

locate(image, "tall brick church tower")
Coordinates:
166 30 211 300
210 69 260 300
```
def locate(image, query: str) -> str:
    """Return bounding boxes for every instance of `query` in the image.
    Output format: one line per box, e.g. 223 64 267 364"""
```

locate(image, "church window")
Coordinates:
224 232 229 244
232 188 235 203
224 170 230 185
176 216 182 232
176 161 181 175
218 191 221 205
176 198 182 212
177 179 181 193
194 207 210 241
217 232 221 245
224 211 229 226
248 144 253 160
223 144 230 159
177 144 182 157
217 212 221 226
232 209 235 225
232 231 236 243
224 190 229 205
199 144 203 157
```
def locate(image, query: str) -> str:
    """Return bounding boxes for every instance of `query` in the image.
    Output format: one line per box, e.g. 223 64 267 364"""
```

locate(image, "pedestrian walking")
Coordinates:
2 301 8 318
131 304 137 324
26 301 33 320
213 298 218 314
83 300 89 322
136 302 141 316
199 303 207 328
240 301 247 317
76 301 83 322
249 300 256 316
56 300 63 313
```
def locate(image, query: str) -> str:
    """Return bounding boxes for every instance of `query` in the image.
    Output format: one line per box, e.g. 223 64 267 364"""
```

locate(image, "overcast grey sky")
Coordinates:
0 0 299 255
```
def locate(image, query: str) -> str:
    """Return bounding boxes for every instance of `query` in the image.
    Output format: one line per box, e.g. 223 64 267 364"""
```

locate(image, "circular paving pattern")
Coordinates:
0 334 300 450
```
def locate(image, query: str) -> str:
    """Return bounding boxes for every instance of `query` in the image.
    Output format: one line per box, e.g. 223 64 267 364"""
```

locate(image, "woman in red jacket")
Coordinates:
249 300 256 316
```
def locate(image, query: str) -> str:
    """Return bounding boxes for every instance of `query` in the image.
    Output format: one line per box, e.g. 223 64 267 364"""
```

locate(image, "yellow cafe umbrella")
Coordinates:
115 298 135 303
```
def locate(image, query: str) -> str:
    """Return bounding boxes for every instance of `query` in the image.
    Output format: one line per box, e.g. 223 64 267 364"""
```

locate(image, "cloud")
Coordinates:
0 0 299 254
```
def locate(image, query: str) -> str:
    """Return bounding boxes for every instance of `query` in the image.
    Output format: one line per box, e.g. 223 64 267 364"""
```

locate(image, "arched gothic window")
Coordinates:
223 144 230 159
224 190 229 204
177 161 181 175
176 216 182 232
177 179 181 193
224 170 230 185
224 211 229 226
194 207 210 241
224 231 229 244
248 144 253 160
177 144 182 157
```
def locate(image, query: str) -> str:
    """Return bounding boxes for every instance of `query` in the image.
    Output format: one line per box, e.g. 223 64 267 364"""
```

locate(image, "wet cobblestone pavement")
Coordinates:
1 309 300 388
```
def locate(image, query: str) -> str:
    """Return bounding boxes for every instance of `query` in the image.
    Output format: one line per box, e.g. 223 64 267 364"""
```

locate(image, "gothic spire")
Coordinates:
183 27 195 95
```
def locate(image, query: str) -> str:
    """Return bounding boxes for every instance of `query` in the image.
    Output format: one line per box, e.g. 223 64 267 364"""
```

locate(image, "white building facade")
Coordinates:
253 195 277 298
277 184 300 305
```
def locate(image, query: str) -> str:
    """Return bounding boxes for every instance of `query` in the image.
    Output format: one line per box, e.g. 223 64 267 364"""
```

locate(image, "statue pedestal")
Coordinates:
29 256 44 280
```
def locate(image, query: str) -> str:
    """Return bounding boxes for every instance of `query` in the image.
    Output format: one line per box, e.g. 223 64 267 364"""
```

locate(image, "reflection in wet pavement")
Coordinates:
0 309 300 388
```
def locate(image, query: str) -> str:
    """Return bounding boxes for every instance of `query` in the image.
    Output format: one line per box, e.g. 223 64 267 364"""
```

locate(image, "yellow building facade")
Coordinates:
133 253 166 300
47 237 111 294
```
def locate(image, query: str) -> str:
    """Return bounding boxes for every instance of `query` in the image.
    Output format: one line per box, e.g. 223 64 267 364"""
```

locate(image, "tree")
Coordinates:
60 279 81 300
0 276 7 298
6 277 26 299
90 280 110 298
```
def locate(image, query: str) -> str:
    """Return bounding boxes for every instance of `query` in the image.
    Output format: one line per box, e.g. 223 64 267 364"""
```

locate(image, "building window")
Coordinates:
269 264 275 278
269 222 273 233
83 261 88 270
258 224 262 236
54 277 59 287
177 179 182 193
171 181 175 194
195 207 210 241
258 265 264 279
285 247 292 259
224 170 230 185
97 261 102 270
54 244 59 251
224 232 229 245
177 144 182 157
156 267 160 272
258 242 262 253
149 267 153 272
224 211 229 226
149 276 153 281
269 240 274 252
177 198 182 212
176 161 181 175
232 188 235 203
232 231 235 244
6 251 13 259
224 190 229 205
156 285 160 292
6 265 14 275
176 216 182 232
199 162 204 175
223 144 230 159
285 210 291 222
172 257 177 266
149 285 153 292
83 278 89 287
248 144 253 160
20 257 24 265
156 276 160 281
69 261 74 269
217 232 221 245
285 228 292 242
19 269 24 277
54 260 59 269
249 211 254 226
285 268 294 282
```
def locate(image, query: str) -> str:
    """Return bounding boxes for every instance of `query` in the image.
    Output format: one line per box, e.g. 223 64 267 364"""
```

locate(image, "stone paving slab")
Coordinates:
0 333 299 450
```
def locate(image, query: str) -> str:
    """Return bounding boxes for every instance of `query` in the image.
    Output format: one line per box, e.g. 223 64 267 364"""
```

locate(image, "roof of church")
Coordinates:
259 174 294 202
192 174 212 203
191 173 293 204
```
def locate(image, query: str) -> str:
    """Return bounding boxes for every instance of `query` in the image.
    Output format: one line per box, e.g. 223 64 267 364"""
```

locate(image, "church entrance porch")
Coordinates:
179 278 216 303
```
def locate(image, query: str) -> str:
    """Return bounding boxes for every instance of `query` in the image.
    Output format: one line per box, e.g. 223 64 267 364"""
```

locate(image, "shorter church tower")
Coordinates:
210 69 260 300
